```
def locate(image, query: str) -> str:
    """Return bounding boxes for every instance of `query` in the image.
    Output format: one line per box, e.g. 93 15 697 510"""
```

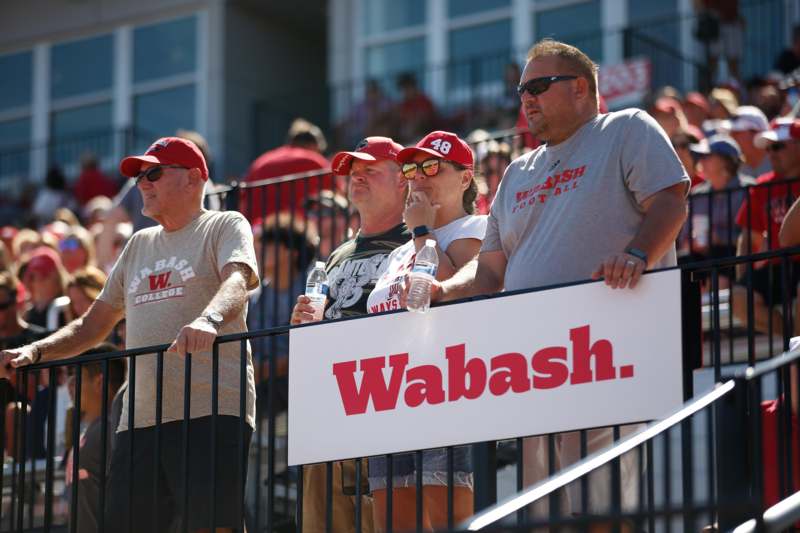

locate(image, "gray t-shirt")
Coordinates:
482 109 689 291
98 210 260 430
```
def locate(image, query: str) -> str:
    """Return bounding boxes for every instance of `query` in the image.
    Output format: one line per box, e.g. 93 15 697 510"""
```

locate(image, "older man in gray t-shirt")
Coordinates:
434 40 689 517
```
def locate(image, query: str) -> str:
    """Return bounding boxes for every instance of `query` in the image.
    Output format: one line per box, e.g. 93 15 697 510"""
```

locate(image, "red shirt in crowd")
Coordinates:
242 145 332 222
761 398 800 508
735 171 800 253
689 170 706 189
73 168 119 206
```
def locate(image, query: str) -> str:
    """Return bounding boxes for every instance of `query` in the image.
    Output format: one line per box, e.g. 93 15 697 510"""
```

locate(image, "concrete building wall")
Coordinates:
223 0 327 177
0 0 206 53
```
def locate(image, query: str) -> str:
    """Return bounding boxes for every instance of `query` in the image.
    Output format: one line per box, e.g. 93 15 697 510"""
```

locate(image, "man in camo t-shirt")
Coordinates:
291 136 409 533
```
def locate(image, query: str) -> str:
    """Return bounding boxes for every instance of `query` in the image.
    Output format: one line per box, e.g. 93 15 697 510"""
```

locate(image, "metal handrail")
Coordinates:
459 345 800 531
733 490 800 533
457 380 737 530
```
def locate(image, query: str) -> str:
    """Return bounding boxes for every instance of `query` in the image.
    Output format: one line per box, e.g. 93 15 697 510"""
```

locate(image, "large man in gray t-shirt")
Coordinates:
433 40 689 518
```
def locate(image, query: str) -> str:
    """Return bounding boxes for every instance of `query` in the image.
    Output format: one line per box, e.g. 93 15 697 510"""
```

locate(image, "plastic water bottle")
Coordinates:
407 239 439 313
305 261 329 321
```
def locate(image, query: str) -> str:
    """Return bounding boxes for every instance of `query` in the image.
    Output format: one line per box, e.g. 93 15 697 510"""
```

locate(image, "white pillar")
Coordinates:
330 0 354 122
512 0 532 62
602 0 627 66
678 0 696 92
427 0 447 104
113 25 132 163
200 1 226 178
30 43 49 183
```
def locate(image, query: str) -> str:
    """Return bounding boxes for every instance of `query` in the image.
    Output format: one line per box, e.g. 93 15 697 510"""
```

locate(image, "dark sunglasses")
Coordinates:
766 142 787 153
402 158 442 179
135 164 186 184
517 75 578 97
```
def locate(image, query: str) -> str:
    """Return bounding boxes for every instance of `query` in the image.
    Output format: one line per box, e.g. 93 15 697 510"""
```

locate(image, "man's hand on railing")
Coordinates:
291 295 319 325
591 252 646 289
167 317 218 356
0 345 37 376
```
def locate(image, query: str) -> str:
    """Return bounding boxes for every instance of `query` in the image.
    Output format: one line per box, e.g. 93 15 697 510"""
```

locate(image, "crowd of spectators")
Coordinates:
2 18 800 531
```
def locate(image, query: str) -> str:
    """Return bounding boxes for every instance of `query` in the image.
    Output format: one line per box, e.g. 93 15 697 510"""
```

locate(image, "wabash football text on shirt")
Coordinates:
482 109 689 291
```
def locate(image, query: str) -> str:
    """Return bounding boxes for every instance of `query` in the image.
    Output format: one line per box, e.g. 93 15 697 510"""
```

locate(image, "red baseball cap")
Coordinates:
331 137 404 176
26 246 61 278
396 131 474 168
120 137 209 181
684 91 710 113
654 97 682 115
754 118 800 149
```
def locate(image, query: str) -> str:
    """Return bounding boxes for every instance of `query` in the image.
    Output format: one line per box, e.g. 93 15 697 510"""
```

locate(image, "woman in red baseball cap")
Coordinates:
366 130 487 531
18 246 71 331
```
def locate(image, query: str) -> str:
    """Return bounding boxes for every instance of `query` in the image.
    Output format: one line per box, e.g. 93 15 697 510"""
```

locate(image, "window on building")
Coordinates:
49 102 113 174
448 19 511 94
448 0 510 18
132 15 198 153
365 37 427 95
134 16 197 83
0 51 32 181
534 0 603 63
0 51 33 111
51 34 113 99
134 85 196 151
627 0 680 90
363 0 426 36
0 118 31 180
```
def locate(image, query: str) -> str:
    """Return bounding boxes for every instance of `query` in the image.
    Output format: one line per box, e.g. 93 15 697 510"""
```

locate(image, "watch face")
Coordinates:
207 311 224 325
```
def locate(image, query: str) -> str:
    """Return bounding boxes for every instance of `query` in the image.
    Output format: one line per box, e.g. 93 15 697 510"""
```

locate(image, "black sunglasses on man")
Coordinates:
517 75 578 97
135 164 187 184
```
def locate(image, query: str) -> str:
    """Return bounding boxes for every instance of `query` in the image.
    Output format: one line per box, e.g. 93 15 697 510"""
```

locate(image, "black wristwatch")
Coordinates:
625 247 648 266
203 311 224 330
412 225 431 239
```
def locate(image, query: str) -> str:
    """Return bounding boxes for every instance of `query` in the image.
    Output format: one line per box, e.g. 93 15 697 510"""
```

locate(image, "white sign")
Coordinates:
599 58 652 109
288 270 683 466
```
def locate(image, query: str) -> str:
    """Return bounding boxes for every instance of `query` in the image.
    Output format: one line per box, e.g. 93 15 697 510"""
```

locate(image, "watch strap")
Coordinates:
625 247 648 264
203 311 224 329
412 225 431 239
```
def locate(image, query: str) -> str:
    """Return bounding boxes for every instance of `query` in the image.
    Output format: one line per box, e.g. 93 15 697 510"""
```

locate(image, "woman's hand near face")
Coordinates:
404 190 439 230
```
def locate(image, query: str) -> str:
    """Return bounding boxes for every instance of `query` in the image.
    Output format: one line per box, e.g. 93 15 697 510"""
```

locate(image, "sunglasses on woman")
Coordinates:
517 75 578 97
402 158 443 179
135 164 187 184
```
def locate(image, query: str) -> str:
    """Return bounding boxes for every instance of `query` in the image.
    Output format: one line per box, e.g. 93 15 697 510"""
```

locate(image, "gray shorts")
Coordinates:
368 448 473 491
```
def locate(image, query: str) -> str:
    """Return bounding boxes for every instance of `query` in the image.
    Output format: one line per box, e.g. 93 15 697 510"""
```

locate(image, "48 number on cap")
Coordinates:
429 139 452 155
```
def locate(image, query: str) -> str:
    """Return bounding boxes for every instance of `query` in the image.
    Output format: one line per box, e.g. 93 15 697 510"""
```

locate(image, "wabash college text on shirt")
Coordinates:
98 210 260 431
482 109 689 291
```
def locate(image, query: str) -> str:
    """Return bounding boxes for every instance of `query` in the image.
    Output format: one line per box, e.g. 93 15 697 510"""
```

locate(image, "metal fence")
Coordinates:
1 242 799 532
3 123 800 531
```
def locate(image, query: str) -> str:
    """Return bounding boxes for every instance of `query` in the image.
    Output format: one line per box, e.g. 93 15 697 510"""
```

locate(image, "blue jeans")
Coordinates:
368 447 473 491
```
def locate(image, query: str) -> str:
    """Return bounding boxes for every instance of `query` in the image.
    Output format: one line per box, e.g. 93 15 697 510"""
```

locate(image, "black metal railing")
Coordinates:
458 333 799 532
2 245 800 532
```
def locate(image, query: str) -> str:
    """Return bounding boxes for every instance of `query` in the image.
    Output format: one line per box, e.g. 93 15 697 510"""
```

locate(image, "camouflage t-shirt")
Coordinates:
323 223 409 320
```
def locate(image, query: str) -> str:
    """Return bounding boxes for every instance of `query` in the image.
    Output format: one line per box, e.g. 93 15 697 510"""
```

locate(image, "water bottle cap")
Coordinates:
425 239 436 247
315 261 326 269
